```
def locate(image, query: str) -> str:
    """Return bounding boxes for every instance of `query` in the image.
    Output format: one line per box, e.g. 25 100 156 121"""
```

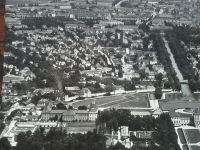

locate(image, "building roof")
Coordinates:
26 115 39 120
75 110 88 114
159 101 200 111
63 110 76 116
169 110 192 118
3 74 24 83
49 110 66 114
152 108 163 115
131 110 152 116
65 86 80 91
79 88 91 94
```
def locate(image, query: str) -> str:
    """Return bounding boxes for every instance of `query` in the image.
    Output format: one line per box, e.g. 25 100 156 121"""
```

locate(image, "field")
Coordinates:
184 129 200 144
72 93 150 109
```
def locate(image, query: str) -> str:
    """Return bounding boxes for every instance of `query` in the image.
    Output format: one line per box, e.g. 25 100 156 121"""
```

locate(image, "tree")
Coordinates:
15 129 107 150
164 81 171 89
78 105 87 110
105 84 116 93
0 137 11 150
155 88 162 99
151 114 181 150
155 73 163 83
68 105 73 110
56 103 67 110
139 70 146 80
0 122 5 135
124 80 135 91
118 69 123 78
108 142 127 150
7 109 21 121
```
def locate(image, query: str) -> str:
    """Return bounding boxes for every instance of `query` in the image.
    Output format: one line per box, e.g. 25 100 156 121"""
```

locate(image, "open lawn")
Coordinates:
72 93 150 109
184 129 200 144
117 94 149 108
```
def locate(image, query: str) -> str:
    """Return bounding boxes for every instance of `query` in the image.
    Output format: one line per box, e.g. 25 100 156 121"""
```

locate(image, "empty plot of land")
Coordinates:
184 129 200 144
118 94 149 108
72 95 127 108
72 93 150 109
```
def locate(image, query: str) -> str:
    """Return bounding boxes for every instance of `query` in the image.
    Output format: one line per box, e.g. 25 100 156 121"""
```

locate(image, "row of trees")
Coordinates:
165 25 200 92
12 128 107 150
165 31 194 79
31 92 57 105
154 73 163 99
165 30 200 92
151 32 181 91
97 109 156 132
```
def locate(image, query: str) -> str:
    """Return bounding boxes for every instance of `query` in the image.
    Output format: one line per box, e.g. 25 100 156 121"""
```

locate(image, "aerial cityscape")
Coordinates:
1 0 200 150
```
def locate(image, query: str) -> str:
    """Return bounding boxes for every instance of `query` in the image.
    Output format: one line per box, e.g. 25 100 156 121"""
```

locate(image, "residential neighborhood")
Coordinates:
1 0 200 150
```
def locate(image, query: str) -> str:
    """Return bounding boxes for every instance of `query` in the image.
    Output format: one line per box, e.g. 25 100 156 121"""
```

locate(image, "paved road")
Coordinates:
162 33 192 97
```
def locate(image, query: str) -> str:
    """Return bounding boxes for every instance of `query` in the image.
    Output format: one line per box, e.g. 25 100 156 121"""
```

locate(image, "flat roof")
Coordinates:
159 100 200 111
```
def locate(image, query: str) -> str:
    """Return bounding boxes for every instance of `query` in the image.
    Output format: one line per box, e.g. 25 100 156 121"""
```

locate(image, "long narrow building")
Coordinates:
0 0 5 107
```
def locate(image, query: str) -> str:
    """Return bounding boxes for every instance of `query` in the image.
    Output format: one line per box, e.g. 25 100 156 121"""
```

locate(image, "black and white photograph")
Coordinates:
0 0 200 150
